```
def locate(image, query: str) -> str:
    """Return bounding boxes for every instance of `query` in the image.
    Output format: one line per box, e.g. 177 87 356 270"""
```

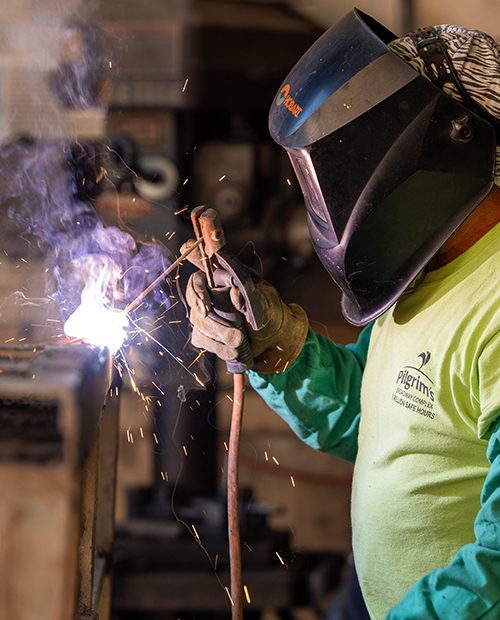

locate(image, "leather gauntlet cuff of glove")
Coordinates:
251 303 309 374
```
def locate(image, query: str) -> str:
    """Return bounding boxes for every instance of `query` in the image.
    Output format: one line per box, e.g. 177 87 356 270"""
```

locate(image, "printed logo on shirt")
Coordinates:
391 352 435 419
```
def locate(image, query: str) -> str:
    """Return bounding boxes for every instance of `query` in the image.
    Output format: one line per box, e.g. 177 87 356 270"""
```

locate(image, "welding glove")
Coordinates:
183 241 309 374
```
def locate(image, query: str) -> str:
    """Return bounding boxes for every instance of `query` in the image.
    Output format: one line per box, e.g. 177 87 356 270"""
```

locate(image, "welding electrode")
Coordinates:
191 206 255 620
124 236 205 315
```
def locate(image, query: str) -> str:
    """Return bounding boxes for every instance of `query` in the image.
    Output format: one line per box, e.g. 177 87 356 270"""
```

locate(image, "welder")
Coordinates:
185 9 500 620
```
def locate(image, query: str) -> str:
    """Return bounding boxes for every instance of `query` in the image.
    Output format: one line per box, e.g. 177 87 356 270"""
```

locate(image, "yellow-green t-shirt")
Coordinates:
353 222 500 620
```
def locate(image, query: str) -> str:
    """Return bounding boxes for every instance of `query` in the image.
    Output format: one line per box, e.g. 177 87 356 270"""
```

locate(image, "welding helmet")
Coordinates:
269 9 497 325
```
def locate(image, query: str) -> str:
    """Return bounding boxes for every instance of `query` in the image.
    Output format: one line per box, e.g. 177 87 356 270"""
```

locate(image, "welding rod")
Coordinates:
124 236 204 315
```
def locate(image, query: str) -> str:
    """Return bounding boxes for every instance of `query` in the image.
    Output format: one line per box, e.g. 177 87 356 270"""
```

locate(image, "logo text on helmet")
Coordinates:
277 84 302 118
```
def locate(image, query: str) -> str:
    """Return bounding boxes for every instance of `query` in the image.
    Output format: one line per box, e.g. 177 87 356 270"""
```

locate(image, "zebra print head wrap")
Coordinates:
389 25 500 185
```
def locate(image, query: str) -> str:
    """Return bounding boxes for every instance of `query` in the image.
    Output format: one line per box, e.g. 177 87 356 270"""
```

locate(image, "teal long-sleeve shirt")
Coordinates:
249 325 373 464
248 325 500 620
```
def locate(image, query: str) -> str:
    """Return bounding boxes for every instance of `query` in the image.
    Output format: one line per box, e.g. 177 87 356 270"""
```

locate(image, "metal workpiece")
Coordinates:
0 343 111 462
0 342 118 620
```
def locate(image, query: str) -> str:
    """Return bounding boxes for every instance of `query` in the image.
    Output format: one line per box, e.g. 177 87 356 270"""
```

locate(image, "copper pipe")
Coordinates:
227 372 245 620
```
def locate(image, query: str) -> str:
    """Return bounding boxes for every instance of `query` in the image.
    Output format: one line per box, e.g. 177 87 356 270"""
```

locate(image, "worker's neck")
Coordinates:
428 184 500 271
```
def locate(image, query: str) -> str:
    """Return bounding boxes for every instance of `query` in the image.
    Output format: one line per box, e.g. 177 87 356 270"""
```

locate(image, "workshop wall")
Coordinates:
294 0 500 36
414 0 500 39
291 0 401 32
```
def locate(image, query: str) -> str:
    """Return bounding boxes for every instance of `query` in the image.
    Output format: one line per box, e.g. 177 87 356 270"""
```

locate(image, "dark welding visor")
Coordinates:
269 9 496 326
